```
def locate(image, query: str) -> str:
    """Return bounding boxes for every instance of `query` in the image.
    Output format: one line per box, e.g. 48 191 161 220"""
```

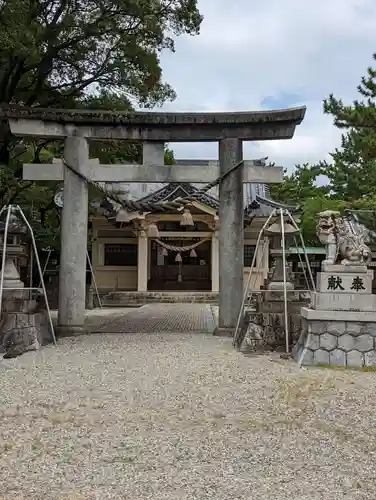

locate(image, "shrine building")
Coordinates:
89 180 283 294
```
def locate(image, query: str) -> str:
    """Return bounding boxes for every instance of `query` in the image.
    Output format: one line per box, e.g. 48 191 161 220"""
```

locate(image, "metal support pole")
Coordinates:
297 328 312 369
29 244 33 300
39 240 101 309
233 209 276 346
233 238 269 349
39 248 53 288
280 209 290 354
284 209 316 366
286 212 316 291
86 249 102 308
293 236 310 290
16 205 56 345
0 206 12 320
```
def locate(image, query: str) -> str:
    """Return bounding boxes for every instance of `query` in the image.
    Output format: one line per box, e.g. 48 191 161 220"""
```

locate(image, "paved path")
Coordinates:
94 303 218 334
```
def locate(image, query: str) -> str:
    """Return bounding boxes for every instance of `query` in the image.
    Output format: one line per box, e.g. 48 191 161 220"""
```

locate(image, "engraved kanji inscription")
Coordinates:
327 276 345 291
351 276 365 291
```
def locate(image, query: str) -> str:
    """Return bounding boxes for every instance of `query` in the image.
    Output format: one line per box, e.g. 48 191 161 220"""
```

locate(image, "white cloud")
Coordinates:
155 0 376 170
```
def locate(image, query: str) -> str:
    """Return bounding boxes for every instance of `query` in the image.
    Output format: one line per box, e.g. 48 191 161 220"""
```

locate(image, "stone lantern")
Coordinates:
0 211 50 358
244 216 310 352
264 218 299 290
0 212 28 292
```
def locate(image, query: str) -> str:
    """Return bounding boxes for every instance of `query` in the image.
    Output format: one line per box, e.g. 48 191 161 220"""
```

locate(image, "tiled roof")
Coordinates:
137 183 219 210
94 153 295 223
253 194 300 215
136 182 298 221
95 180 293 223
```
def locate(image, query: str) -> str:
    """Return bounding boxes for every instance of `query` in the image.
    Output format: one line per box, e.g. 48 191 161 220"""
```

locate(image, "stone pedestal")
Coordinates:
293 265 376 368
0 259 51 358
242 290 309 350
1 309 51 358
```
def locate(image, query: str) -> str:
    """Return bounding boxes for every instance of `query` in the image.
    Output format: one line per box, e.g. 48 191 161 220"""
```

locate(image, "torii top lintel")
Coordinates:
0 105 306 142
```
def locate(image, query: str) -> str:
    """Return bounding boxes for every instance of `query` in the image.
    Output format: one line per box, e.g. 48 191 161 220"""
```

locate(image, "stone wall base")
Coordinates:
213 326 234 337
292 317 376 368
243 311 302 350
238 291 310 351
55 325 89 337
0 311 52 358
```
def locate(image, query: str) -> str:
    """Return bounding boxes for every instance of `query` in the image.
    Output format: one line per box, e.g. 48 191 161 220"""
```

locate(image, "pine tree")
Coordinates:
324 53 376 199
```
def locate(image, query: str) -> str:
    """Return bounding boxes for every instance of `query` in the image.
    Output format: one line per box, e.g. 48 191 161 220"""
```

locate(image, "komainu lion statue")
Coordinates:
317 210 371 266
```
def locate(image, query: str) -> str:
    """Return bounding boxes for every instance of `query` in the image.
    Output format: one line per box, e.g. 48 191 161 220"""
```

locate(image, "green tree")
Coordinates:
269 55 376 242
269 163 331 243
0 0 202 161
320 134 376 201
324 53 376 200
269 163 328 206
0 0 202 108
269 160 376 243
324 53 376 133
0 0 198 247
83 91 177 165
299 197 346 245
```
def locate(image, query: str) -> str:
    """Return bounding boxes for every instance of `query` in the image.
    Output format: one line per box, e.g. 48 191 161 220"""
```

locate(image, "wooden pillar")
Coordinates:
137 231 148 291
211 231 219 292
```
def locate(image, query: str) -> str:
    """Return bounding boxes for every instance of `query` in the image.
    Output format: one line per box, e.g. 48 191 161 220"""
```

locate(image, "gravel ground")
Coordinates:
1 333 376 500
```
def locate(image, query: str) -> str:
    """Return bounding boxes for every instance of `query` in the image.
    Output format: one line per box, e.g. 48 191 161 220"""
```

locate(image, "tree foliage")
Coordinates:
0 0 201 249
0 0 202 109
269 163 328 207
0 0 202 162
299 197 347 245
321 133 376 201
324 53 376 134
323 54 376 202
270 54 376 244
270 163 341 244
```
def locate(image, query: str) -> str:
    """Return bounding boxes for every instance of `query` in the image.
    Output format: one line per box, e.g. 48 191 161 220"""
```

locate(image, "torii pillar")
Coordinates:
58 136 90 335
216 137 244 336
3 106 306 337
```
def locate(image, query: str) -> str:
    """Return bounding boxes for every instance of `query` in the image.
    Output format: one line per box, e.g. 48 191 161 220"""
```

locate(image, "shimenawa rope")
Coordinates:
155 237 210 253
61 158 253 220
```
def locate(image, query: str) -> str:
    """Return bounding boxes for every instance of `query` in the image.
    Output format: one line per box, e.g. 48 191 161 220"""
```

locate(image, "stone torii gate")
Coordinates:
1 106 306 337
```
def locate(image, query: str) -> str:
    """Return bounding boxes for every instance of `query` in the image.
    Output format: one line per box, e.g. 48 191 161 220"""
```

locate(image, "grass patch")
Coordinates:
279 373 336 408
48 411 75 425
315 363 376 373
361 365 376 372
1 440 14 452
107 454 136 464
31 438 44 451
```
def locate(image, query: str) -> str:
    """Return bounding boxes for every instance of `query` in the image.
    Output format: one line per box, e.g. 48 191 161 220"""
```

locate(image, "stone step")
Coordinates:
98 291 219 307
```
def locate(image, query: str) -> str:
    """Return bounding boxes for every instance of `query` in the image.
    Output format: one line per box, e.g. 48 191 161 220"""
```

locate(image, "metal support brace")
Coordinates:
233 208 315 354
0 205 56 345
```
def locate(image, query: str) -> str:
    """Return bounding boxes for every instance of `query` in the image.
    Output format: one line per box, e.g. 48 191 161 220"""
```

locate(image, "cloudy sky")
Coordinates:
158 0 376 171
